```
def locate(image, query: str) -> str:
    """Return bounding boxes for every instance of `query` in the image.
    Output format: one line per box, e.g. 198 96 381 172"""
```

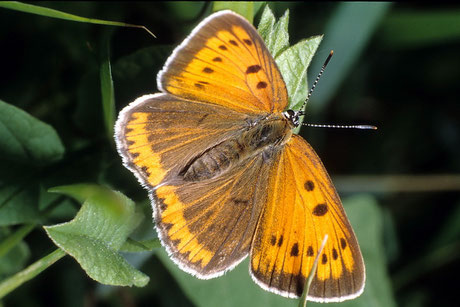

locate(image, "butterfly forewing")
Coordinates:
115 93 250 188
250 135 365 301
158 10 288 114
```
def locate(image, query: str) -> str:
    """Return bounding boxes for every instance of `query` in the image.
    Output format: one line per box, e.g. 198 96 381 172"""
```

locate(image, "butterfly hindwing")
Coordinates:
250 135 365 302
153 149 277 278
158 10 288 114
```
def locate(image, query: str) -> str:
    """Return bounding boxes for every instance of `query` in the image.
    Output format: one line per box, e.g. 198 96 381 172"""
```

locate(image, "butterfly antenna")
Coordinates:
298 50 334 116
303 123 378 130
298 50 377 131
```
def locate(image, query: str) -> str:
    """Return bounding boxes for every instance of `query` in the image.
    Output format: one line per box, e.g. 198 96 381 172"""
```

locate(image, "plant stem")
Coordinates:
0 224 35 258
299 235 328 307
0 248 66 298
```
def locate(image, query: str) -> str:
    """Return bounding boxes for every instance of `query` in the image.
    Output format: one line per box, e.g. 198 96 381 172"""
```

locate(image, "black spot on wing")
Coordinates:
246 65 261 74
277 235 283 247
304 180 315 191
313 204 328 216
202 67 214 73
341 238 347 250
290 243 299 256
257 81 267 89
332 248 338 260
307 246 314 256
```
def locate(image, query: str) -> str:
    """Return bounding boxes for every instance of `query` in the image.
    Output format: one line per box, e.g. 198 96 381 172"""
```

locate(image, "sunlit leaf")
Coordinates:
45 184 148 287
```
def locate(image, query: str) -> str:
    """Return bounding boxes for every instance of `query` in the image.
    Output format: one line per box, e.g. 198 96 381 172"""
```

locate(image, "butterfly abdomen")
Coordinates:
182 115 291 182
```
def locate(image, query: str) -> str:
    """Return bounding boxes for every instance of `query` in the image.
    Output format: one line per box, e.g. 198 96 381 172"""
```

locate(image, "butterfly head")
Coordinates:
280 51 335 132
283 109 301 128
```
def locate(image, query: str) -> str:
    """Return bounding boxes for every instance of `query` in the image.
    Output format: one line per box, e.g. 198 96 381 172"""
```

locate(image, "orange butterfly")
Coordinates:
115 10 365 302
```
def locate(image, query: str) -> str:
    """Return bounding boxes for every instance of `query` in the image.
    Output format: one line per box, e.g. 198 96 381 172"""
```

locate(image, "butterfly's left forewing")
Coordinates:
250 135 365 302
115 93 253 188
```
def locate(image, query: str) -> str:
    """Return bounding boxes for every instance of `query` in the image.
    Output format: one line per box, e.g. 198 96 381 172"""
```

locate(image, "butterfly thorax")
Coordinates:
181 113 294 182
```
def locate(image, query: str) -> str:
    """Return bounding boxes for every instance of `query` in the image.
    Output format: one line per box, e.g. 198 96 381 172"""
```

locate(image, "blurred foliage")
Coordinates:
0 2 459 307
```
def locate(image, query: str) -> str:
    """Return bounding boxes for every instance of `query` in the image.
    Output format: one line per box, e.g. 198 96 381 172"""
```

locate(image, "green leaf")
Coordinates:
47 231 148 287
212 1 255 24
258 7 290 58
276 36 323 111
0 116 66 226
0 241 30 277
257 4 275 42
0 224 34 258
48 183 102 204
157 250 296 307
45 184 149 287
0 227 31 277
0 1 155 37
120 238 161 253
100 39 116 140
0 99 64 165
0 171 40 226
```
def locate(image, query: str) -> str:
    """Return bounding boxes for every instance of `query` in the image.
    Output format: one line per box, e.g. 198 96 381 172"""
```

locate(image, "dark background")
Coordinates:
1 2 459 307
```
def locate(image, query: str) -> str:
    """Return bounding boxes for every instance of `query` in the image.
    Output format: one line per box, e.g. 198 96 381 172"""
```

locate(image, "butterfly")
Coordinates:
115 9 365 302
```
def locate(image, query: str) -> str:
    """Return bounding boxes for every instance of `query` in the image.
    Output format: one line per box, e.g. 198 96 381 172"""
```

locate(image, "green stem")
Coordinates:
0 248 66 298
299 235 328 307
0 2 155 37
0 224 35 257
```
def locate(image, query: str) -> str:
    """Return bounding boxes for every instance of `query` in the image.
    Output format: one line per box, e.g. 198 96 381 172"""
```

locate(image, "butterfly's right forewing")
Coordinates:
158 11 288 114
